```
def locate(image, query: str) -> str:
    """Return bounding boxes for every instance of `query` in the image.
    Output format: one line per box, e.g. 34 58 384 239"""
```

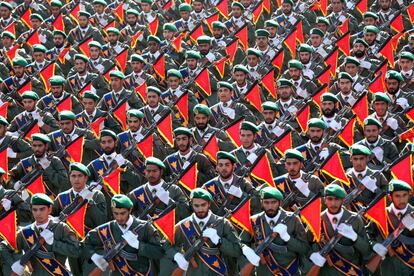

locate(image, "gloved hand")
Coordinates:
273 224 290 242
203 228 220 245
386 117 398 130
91 253 109 271
115 154 126 166
32 111 44 127
373 243 388 259
402 213 414 231
40 229 54 245
1 198 11 211
310 252 326 267
242 245 260 266
361 176 377 193
372 147 384 162
11 261 24 276
337 223 357 241
206 52 215 62
228 185 243 198
38 158 51 170
287 106 298 114
13 181 22 190
330 120 342 131
294 178 310 197
396 98 409 109
174 252 189 271
122 230 139 249
156 188 170 205
273 126 285 136
318 148 329 160
79 189 94 201
7 147 17 158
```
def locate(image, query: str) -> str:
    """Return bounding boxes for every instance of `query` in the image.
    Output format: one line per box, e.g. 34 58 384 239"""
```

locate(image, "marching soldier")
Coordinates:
120 9 146 53
283 59 318 99
124 54 158 90
45 30 73 76
17 14 54 51
67 11 105 45
90 0 114 30
26 44 63 78
334 72 359 107
103 27 130 59
397 52 414 93
86 41 115 75
384 70 413 113
0 2 27 38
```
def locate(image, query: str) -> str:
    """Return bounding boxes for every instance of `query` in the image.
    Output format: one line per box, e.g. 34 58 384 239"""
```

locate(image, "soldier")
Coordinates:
120 9 146 53
0 2 27 38
254 29 277 65
212 21 231 48
90 0 114 30
308 184 372 275
174 3 197 33
161 23 185 65
240 186 310 275
325 0 358 33
363 26 383 59
244 48 263 82
82 194 164 275
26 44 63 78
397 51 414 93
309 28 333 61
319 93 350 130
9 133 69 197
274 78 301 118
86 41 115 75
297 44 323 80
0 32 28 75
103 27 130 59
53 162 107 275
351 38 381 78
138 0 165 37
334 56 367 94
283 59 318 99
265 20 283 50
45 30 73 76
10 193 79 276
17 14 54 51
334 72 359 107
67 11 105 45
384 70 413 113
273 0 310 36
124 54 158 90
197 35 229 80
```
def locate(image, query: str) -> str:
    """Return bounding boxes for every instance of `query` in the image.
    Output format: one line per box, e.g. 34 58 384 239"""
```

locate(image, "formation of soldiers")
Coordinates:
0 0 414 274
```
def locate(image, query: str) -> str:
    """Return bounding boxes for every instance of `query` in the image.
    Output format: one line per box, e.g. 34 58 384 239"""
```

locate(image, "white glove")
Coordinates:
174 252 189 271
156 188 170 205
114 154 126 166
273 224 290 242
330 120 342 131
91 253 109 272
11 261 24 276
40 229 54 245
206 52 215 62
372 147 384 162
373 243 388 259
228 185 243 198
310 252 326 267
32 111 44 127
294 178 310 197
122 230 139 249
38 158 51 170
337 223 357 241
272 126 285 136
1 198 11 211
79 189 94 201
203 228 220 245
39 33 47 44
13 181 22 190
386 117 398 130
242 245 260 266
90 181 103 191
318 148 329 160
396 98 409 109
7 147 17 158
402 213 414 231
287 106 298 114
361 176 377 193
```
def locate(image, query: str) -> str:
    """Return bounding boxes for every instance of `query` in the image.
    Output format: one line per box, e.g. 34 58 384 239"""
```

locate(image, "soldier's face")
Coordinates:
94 4 105 13
131 61 145 72
231 6 242 17
127 116 141 132
288 68 301 80
385 79 400 93
217 87 232 102
13 66 25 77
299 52 311 64
363 18 376 26
325 196 343 214
146 92 159 107
78 16 89 28
281 3 292 14
240 129 255 148
265 26 277 37
263 110 277 124
59 120 75 134
1 37 12 48
338 79 352 93
194 113 209 130
285 158 301 177
350 155 368 172
363 33 376 44
0 7 11 18
89 47 100 59
255 36 268 48
192 1 203 12
22 99 36 112
331 0 343 12
379 0 391 9
344 64 358 76
186 58 198 69
399 59 413 72
241 0 252 7
50 6 60 16
50 85 64 98
163 30 174 40
216 159 235 179
32 141 47 157
144 164 163 184
33 52 45 63
108 33 119 44
100 136 116 154
75 60 87 74
363 125 380 143
180 11 190 20
30 19 41 29
175 135 191 152
233 71 246 85
192 198 210 219
140 3 151 12
390 191 409 210
308 127 323 143
373 101 388 116
212 28 223 38
70 171 88 192
316 23 328 32
82 98 96 113
278 86 291 100
322 101 336 117
53 35 65 48
110 77 123 92
262 198 280 217
32 205 52 224
112 208 131 225
246 55 259 67
310 34 322 47
127 14 138 25
147 41 159 53
167 76 180 89
198 43 210 55
352 44 366 58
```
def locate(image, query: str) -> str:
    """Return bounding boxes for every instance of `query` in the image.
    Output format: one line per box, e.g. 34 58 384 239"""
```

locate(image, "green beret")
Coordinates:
193 104 211 116
1 31 15 40
179 3 191 11
78 11 91 18
260 187 283 200
30 13 44 21
0 167 5 174
190 188 213 202
316 17 329 25
321 92 338 103
389 179 412 193
240 121 259 133
106 27 120 35
145 156 165 169
324 184 346 199
338 72 353 82
363 11 378 20
53 30 67 38
231 1 244 10
264 19 279 28
216 151 237 163
130 54 145 63
167 69 182 79
111 194 133 209
109 70 125 79
262 101 279 112
246 48 262 58
186 50 201 60
49 75 65 86
373 92 391 103
127 109 144 119
92 0 106 5
31 133 51 144
31 193 53 206
277 78 294 87
147 35 161 44
363 117 382 128
344 56 360 66
74 54 89 63
88 41 102 49
173 127 192 137
69 162 90 177
350 144 371 156
22 91 39 101
100 129 117 140
126 9 139 16
0 115 9 126
283 0 294 5
308 118 327 129
212 21 225 29
400 51 414 61
83 91 100 101
310 28 324 37
147 86 162 95
50 0 63 7
386 70 403 82
255 29 270 38
12 57 28 67
59 110 76 121
163 23 178 32
284 149 305 162
32 44 47 53
288 59 304 69
298 43 313 53
363 25 379 34
233 64 249 74
218 81 233 91
353 38 369 47
0 2 13 10
140 0 152 4
197 35 212 44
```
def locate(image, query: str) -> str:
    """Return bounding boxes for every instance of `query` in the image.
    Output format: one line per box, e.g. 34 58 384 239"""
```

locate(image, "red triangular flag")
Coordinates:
0 210 17 249
203 135 219 164
25 122 40 140
69 2 80 23
379 38 394 67
5 44 19 64
153 55 166 80
214 57 227 79
296 104 311 132
4 22 15 35
130 31 143 49
78 82 92 97
225 118 244 147
39 63 56 92
408 3 414 24
113 100 128 130
136 134 153 158
356 0 367 15
114 3 125 24
205 12 220 33
26 175 46 195
261 69 277 99
157 112 174 147
56 95 72 112
364 195 388 237
89 116 106 137
320 151 350 185
78 37 94 57
234 24 248 51
338 18 349 35
296 20 304 44
172 33 184 52
153 207 175 244
252 2 263 25
271 50 285 73
390 153 414 187
26 30 40 47
194 67 212 96
103 168 122 194
406 107 414 122
338 116 356 147
250 154 275 187
244 82 263 112
189 24 204 43
178 163 198 192
66 136 84 163
176 92 189 125
148 16 159 35
230 199 253 234
135 82 147 103
283 28 297 57
336 32 350 55
273 131 293 156
115 48 129 72
352 92 369 124
390 13 404 33
0 149 8 181
226 38 239 64
300 196 321 242
324 47 339 78
66 204 87 239
21 9 32 28
52 13 65 32
215 0 229 18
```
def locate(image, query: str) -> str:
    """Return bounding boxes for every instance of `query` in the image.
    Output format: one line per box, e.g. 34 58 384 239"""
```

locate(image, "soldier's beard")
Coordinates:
196 123 207 130
55 42 65 49
354 51 365 58
265 208 279 218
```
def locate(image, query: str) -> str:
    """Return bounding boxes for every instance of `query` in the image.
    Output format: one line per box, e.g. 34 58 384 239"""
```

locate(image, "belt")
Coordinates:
35 251 56 259
119 250 138 261
199 246 220 255
267 243 288 253
334 243 355 255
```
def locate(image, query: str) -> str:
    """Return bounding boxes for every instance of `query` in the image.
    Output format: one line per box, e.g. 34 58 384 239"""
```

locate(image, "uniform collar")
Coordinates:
192 210 212 228
265 211 281 227
390 203 408 217
117 215 133 233
326 208 343 229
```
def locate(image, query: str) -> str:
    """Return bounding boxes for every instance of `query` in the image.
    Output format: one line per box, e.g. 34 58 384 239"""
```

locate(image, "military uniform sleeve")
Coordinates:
90 191 108 226
218 218 242 258
352 215 373 261
286 215 310 255
52 222 80 258
11 137 33 159
137 223 164 259
43 158 70 193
